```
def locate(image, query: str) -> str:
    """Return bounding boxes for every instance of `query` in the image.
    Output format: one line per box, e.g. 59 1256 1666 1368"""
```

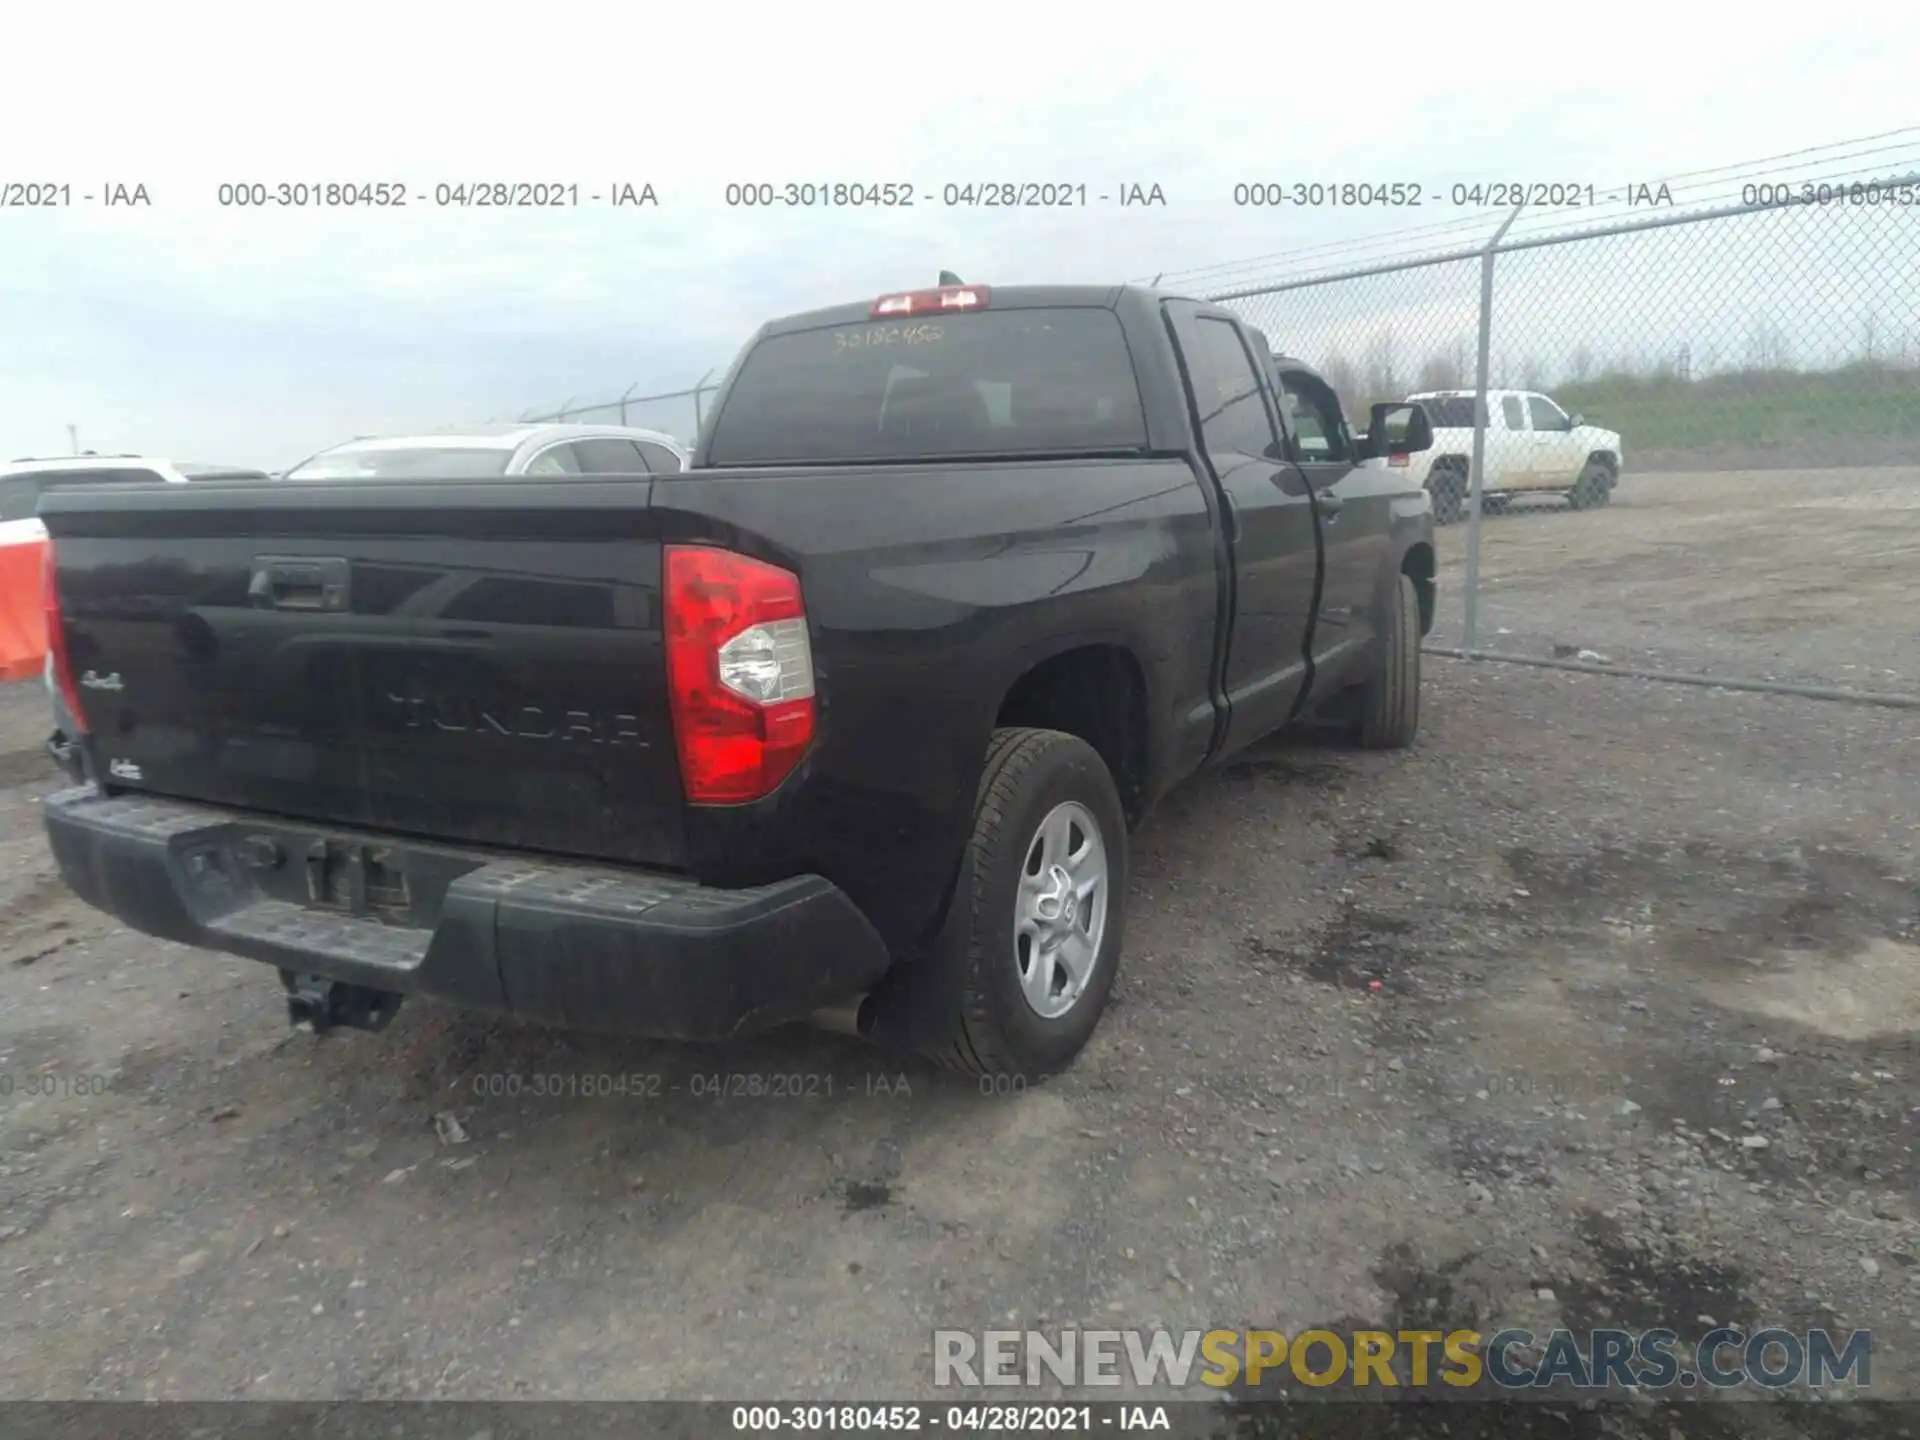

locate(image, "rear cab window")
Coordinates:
704 307 1149 466
1420 396 1479 428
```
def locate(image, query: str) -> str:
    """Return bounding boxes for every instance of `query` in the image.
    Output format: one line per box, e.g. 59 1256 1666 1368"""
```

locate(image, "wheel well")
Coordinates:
995 646 1149 824
1586 450 1619 474
1430 454 1469 476
1400 542 1436 635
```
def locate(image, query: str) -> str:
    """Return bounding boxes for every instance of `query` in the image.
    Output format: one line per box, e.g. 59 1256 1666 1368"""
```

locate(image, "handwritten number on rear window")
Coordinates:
833 324 945 351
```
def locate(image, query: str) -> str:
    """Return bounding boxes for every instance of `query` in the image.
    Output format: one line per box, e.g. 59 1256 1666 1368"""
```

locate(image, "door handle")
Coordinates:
1314 492 1343 517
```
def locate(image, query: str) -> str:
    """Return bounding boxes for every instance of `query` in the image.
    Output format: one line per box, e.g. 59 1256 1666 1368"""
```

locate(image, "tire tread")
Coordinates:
1357 572 1420 749
923 727 1117 1079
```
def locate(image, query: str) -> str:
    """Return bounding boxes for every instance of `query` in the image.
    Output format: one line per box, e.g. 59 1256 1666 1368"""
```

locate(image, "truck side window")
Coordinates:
635 441 685 474
524 445 584 476
1280 375 1349 463
572 438 652 474
0 478 43 522
1189 318 1278 459
1501 396 1526 430
1527 394 1570 431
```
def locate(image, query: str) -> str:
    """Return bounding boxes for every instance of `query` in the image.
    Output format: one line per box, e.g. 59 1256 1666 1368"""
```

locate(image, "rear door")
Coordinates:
1162 302 1319 752
1496 394 1538 489
1275 367 1387 691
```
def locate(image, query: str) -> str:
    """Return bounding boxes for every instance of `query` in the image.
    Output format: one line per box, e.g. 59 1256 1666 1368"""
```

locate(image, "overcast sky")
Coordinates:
3 0 1917 468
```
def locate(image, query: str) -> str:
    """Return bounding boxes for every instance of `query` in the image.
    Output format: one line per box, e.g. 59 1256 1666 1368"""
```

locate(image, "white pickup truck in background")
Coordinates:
1401 389 1623 524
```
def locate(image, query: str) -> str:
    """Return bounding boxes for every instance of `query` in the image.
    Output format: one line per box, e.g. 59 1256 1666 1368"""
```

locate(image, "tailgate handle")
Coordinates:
250 556 350 612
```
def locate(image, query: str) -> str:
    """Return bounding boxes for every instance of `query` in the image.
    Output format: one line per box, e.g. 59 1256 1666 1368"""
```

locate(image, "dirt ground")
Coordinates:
1430 464 1920 695
0 465 1916 1429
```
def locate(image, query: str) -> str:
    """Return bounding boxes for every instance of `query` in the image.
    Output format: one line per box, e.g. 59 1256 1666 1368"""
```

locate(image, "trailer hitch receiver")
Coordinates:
280 971 404 1034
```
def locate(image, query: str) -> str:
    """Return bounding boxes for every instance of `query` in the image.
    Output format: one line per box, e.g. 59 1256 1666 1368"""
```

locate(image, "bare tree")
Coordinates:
1860 308 1882 367
1415 347 1464 392
1569 343 1594 383
1361 332 1400 403
1519 354 1546 389
1319 350 1361 418
1744 318 1793 371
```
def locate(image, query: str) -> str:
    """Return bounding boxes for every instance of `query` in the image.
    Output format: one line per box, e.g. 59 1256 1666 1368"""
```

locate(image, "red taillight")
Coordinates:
43 539 88 735
871 285 991 317
663 545 816 805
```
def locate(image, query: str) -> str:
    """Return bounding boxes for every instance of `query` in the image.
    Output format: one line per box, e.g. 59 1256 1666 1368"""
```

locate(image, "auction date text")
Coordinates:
1 182 150 207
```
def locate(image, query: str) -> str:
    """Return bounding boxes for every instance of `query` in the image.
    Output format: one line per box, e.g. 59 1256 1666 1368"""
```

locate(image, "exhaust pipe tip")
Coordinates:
810 993 874 1039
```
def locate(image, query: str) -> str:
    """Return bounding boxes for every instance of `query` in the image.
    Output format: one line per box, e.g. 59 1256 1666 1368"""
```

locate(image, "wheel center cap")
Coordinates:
1036 866 1077 931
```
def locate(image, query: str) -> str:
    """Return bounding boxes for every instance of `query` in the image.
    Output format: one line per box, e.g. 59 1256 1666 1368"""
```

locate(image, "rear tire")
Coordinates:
1428 464 1467 525
922 728 1127 1081
1481 494 1511 516
1357 573 1421 750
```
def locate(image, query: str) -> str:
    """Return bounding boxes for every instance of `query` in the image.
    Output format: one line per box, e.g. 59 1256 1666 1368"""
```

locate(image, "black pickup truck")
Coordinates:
39 282 1436 1080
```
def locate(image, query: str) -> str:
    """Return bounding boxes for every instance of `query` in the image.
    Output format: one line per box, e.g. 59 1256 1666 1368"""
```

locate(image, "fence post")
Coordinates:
1461 201 1524 658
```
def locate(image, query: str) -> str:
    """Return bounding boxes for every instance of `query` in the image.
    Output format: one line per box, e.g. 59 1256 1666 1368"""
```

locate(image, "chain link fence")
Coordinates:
1207 175 1920 704
513 375 722 443
526 172 1920 703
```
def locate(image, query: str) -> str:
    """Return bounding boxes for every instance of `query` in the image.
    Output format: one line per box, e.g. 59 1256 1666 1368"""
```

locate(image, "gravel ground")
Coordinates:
0 466 1915 1429
1428 464 1920 696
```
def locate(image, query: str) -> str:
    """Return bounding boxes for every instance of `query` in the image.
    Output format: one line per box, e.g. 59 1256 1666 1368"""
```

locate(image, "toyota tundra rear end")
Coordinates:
37 475 891 1039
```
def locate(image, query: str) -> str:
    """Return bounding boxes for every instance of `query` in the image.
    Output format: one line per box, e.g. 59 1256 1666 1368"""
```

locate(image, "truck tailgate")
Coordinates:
43 479 690 869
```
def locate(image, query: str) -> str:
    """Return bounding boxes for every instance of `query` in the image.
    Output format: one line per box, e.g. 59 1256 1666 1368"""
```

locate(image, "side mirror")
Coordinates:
1567 413 1584 430
1368 401 1434 457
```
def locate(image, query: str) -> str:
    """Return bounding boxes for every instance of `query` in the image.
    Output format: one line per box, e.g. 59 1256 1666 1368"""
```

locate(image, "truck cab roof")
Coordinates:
758 283 1204 336
1408 388 1538 401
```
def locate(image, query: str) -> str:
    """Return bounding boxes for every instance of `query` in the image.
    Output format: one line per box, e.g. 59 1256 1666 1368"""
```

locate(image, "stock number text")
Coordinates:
732 1406 923 1431
470 1072 663 1099
217 182 408 208
1 1073 114 1098
726 182 916 208
1744 180 1919 207
1234 182 1423 208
